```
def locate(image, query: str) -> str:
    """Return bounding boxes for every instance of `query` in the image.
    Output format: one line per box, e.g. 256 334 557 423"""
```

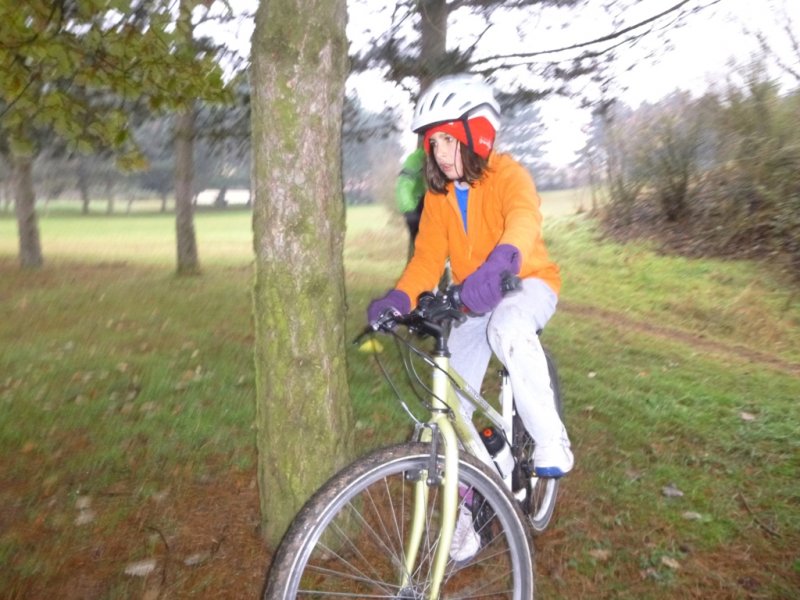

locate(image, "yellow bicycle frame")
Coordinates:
401 353 510 599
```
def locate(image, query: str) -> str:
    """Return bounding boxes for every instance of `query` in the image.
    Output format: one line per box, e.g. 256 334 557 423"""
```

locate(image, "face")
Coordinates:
429 131 463 180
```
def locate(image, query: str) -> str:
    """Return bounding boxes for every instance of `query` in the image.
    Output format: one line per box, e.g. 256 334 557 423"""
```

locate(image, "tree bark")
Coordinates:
174 106 199 274
78 158 90 214
173 0 199 275
11 153 43 269
251 0 354 547
105 180 115 214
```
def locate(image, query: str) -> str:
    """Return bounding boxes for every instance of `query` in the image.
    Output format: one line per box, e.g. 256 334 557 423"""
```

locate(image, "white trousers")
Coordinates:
448 278 569 448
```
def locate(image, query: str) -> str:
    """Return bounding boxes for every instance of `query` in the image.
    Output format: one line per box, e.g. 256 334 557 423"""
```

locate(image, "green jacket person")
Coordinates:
395 147 426 259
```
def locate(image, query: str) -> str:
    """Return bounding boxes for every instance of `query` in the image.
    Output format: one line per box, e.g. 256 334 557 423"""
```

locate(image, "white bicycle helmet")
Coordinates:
411 74 501 134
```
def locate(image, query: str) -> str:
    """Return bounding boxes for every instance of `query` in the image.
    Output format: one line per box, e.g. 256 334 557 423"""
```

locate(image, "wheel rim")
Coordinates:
284 450 532 599
527 473 559 530
513 416 559 533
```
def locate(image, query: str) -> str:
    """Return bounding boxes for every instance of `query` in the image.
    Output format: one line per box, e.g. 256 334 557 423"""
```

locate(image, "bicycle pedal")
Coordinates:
519 459 534 477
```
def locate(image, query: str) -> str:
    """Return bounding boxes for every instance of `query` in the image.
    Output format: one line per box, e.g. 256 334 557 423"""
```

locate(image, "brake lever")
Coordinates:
373 308 401 331
354 309 401 345
353 327 373 345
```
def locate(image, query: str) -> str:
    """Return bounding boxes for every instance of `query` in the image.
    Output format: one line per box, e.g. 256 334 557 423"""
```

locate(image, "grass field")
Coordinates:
1 195 798 598
0 188 590 262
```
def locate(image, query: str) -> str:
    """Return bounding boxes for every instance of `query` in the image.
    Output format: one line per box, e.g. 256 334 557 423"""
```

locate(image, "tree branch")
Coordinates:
469 0 720 68
753 17 800 84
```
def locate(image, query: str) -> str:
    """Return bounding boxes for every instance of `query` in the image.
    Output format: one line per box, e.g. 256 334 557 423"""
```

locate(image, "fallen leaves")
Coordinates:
74 510 96 526
74 495 96 526
183 552 212 567
124 558 157 577
661 483 684 498
660 556 681 570
589 548 612 562
625 468 643 482
174 366 206 391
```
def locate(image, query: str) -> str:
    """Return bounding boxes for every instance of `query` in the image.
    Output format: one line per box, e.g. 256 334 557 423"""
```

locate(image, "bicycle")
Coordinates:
263 280 565 599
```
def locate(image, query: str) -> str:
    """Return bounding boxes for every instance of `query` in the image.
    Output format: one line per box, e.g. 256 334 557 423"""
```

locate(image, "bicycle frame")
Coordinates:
265 286 544 599
403 343 516 598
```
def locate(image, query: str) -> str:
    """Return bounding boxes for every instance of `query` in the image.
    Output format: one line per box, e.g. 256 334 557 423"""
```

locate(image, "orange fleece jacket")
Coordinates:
396 152 561 307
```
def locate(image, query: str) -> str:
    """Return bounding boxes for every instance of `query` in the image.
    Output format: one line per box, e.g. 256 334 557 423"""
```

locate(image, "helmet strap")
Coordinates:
461 115 474 153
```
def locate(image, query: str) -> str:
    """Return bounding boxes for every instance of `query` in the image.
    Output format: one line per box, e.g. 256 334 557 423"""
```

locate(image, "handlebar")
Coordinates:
355 273 522 345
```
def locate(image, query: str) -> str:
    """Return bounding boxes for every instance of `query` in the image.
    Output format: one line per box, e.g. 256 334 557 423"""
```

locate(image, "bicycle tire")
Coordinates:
263 442 534 599
512 349 564 535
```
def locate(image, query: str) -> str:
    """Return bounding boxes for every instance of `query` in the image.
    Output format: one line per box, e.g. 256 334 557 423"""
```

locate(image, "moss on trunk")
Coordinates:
250 0 354 547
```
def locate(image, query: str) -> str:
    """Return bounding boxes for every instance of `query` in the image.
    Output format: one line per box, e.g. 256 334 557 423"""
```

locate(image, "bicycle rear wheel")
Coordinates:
512 349 564 535
263 442 534 599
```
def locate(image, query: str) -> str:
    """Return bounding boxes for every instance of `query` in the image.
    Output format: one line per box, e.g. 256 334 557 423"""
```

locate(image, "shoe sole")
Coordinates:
533 466 569 478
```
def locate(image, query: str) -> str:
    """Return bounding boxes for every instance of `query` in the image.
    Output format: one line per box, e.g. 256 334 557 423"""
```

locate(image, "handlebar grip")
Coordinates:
501 272 522 294
416 291 437 310
449 272 520 313
449 285 463 310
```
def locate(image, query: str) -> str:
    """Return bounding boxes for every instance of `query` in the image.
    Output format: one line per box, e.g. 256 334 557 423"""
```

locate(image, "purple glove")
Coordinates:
460 244 521 314
367 289 411 324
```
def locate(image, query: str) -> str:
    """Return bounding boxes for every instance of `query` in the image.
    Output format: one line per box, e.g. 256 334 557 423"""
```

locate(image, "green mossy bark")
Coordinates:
12 151 43 269
250 0 354 548
174 107 199 275
174 0 199 276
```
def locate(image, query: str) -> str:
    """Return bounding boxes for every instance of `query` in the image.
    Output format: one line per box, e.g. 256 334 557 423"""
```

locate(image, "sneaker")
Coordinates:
449 504 482 563
533 439 574 478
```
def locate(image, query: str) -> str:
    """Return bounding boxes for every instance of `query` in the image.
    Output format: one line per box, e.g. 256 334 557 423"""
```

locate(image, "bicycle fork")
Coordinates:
401 355 460 600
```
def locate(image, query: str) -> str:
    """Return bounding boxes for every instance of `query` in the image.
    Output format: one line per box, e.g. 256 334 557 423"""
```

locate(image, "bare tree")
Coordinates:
639 93 704 221
752 1 800 84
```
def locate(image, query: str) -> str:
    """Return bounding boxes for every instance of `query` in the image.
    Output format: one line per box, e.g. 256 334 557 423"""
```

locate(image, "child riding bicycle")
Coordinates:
367 74 574 558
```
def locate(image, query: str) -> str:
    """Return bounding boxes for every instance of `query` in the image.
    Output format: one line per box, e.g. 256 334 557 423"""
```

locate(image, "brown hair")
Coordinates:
424 143 490 194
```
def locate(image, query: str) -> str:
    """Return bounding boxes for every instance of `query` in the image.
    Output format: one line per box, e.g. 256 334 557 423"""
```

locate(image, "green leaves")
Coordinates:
7 135 36 158
0 0 234 163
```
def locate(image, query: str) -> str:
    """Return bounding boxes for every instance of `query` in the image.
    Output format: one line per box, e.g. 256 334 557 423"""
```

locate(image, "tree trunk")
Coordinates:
2 178 11 211
174 106 199 274
251 0 353 547
419 0 448 89
173 0 199 275
12 153 43 269
105 181 115 214
78 158 90 214
214 186 228 208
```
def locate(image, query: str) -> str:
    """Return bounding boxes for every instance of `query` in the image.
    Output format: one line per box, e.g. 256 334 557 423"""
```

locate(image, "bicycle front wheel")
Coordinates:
263 442 534 599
